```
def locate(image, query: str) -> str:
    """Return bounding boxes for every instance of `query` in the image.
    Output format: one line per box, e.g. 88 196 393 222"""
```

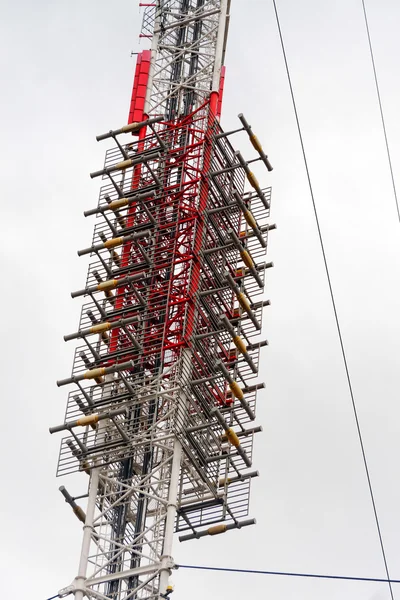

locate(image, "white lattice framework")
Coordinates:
141 0 229 118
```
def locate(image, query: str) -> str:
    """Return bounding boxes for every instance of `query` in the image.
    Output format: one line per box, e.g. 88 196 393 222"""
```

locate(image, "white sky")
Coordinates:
1 1 400 599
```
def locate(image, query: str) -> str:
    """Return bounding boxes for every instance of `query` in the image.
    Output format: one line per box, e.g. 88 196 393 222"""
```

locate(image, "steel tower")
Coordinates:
51 2 274 598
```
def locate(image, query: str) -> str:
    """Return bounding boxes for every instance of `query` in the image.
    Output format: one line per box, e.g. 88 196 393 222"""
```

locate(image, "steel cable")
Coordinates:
271 1 394 599
361 0 400 222
178 563 400 584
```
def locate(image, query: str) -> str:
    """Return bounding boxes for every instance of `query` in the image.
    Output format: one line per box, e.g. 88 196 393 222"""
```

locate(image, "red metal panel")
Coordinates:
128 54 142 124
216 66 226 120
128 50 151 125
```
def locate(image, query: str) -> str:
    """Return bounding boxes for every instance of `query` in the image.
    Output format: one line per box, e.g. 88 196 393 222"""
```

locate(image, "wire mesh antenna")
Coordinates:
50 2 275 599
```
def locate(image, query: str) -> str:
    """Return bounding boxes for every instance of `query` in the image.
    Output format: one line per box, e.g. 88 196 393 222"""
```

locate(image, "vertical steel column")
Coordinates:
158 351 191 594
212 0 229 93
74 466 99 600
144 0 162 117
73 418 106 600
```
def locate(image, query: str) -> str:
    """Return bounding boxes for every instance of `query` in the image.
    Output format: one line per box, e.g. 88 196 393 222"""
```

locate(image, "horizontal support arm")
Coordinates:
49 407 126 434
179 518 256 542
56 359 135 388
96 116 164 141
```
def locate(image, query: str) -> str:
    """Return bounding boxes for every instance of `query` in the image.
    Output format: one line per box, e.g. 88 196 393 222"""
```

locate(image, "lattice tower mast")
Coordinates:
51 1 274 599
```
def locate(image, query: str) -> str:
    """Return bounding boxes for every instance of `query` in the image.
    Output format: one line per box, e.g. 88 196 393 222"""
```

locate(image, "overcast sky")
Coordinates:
1 1 400 599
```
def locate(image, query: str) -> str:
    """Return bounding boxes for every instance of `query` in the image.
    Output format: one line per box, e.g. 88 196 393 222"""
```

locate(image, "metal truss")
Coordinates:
141 0 230 118
51 2 274 599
